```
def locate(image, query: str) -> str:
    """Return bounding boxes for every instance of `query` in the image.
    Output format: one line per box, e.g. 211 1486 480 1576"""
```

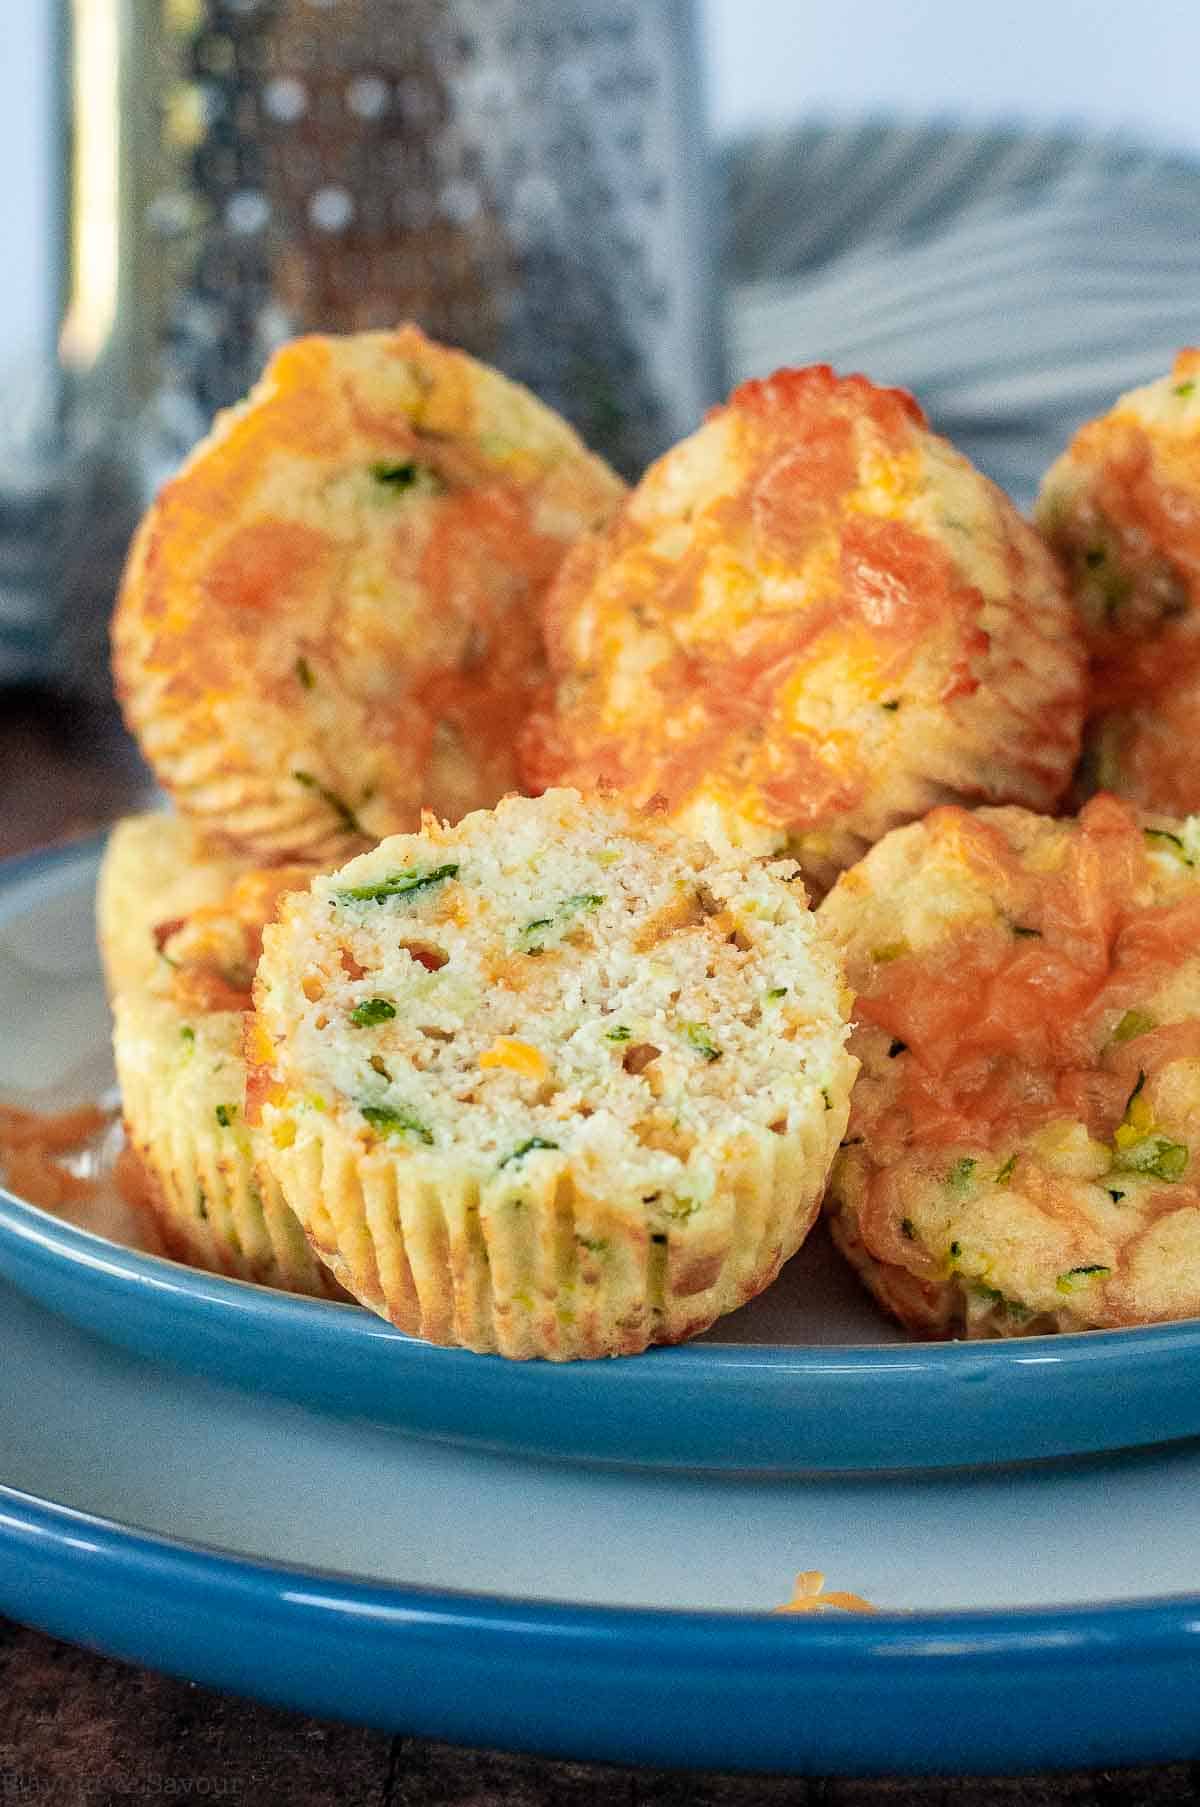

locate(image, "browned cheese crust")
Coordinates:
113 325 624 862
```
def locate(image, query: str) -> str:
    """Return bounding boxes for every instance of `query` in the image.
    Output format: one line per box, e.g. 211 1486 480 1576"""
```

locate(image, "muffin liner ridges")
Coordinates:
114 990 344 1299
264 1092 845 1359
100 811 343 1297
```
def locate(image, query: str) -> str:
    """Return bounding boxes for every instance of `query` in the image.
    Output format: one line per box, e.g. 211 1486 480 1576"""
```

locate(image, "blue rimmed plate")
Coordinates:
4 1274 1200 1775
6 834 1200 1473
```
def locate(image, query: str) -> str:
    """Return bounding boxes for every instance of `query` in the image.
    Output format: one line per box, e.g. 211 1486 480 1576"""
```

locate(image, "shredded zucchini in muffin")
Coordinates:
820 796 1200 1337
101 812 342 1296
1038 349 1200 817
252 789 856 1358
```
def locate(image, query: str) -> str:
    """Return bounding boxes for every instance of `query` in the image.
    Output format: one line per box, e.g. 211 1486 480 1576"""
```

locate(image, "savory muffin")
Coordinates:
1037 349 1200 812
819 794 1200 1337
113 325 625 863
101 814 340 1295
1078 652 1200 817
522 365 1086 894
250 788 856 1359
97 811 257 997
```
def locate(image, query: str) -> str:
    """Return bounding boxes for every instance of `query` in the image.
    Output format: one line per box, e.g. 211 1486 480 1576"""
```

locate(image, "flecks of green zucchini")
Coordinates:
293 770 364 838
359 1103 434 1145
338 864 459 905
681 1021 722 1062
350 997 397 1027
498 1136 560 1170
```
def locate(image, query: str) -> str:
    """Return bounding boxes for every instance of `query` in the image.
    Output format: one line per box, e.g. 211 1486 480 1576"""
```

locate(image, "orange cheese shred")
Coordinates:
478 1037 549 1080
775 1570 878 1616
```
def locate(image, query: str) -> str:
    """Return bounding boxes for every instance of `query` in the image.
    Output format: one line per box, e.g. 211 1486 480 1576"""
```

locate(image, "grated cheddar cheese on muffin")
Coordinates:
97 811 260 998
819 795 1200 1337
101 814 342 1295
250 788 856 1359
1037 349 1200 814
521 365 1086 895
112 325 625 864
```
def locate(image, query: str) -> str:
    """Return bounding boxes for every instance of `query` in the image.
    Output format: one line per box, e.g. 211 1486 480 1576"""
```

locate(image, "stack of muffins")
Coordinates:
102 325 1200 1350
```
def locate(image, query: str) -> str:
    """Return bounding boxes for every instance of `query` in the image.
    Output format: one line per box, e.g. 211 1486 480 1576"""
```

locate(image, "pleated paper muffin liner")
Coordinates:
263 1092 847 1360
115 993 343 1298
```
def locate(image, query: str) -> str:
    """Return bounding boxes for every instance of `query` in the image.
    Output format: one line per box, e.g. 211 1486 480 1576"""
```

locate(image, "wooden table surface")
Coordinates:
2 685 1198 1804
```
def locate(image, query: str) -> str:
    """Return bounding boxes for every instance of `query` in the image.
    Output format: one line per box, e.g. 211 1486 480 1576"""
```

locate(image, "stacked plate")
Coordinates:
5 124 1200 1775
4 831 1200 1774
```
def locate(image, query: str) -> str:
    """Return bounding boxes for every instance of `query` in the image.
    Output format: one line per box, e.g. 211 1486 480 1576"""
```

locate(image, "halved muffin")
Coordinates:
522 364 1086 894
100 813 340 1295
819 794 1200 1336
250 788 856 1358
113 325 625 863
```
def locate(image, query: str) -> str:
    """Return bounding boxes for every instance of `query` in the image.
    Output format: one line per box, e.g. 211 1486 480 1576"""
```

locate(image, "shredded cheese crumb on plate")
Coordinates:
775 1570 879 1616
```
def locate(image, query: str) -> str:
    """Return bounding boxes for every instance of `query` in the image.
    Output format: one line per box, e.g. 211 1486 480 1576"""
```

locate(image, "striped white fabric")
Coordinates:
725 121 1200 504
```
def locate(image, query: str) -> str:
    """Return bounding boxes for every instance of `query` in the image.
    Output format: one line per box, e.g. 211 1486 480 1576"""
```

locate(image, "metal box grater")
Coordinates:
1 0 719 689
64 0 721 486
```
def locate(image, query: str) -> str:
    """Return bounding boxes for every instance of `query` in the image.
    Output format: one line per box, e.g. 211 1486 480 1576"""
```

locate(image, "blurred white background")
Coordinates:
704 0 1200 146
2 0 1197 366
5 6 56 372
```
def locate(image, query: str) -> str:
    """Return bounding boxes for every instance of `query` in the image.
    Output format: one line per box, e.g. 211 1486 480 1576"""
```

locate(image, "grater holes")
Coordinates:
130 0 696 477
263 76 308 122
225 190 271 236
345 74 389 119
308 185 356 232
164 82 215 151
256 302 293 356
177 297 222 345
438 179 481 226
146 191 197 238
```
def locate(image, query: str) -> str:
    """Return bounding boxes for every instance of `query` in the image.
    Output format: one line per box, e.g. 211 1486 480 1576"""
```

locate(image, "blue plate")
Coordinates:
6 834 1200 1473
4 1272 1200 1776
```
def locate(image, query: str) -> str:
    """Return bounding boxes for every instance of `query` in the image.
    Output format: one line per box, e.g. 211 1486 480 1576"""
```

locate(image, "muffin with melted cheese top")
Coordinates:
250 788 856 1358
820 794 1200 1336
1037 349 1200 814
113 324 624 863
101 814 340 1295
522 365 1085 894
